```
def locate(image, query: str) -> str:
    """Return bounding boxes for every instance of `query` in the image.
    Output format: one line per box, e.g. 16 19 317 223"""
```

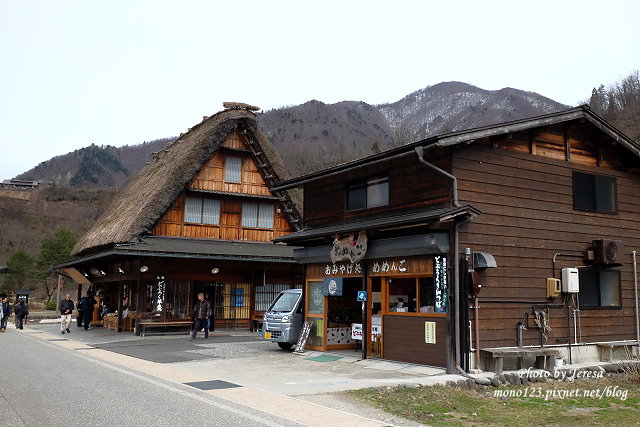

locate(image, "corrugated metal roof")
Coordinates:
274 205 480 243
115 236 295 259
55 237 298 269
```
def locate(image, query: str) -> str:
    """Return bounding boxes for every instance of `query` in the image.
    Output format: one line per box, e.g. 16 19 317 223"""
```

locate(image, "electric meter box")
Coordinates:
561 267 579 293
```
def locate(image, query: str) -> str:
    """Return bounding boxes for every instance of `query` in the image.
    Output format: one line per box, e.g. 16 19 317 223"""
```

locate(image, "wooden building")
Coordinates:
273 106 640 371
55 103 303 334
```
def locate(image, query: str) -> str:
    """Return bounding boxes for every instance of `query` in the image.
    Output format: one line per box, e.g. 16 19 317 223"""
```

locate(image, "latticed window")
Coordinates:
242 202 274 229
184 197 220 225
224 156 243 183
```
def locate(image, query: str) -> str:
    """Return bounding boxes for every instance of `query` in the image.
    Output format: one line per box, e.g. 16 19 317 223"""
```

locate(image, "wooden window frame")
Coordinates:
572 170 617 215
241 202 274 230
345 176 389 212
184 196 221 226
224 156 243 183
381 275 445 318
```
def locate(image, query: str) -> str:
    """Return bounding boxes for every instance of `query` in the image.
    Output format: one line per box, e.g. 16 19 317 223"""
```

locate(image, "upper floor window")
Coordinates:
242 202 274 229
573 171 616 214
578 268 621 308
346 176 389 211
184 197 220 225
224 156 243 183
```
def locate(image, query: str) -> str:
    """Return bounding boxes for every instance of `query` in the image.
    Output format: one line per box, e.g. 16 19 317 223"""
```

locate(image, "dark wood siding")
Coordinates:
303 152 452 228
453 136 640 349
383 315 447 367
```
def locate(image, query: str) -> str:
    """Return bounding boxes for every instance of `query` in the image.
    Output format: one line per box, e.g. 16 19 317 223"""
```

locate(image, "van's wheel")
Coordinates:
277 342 293 350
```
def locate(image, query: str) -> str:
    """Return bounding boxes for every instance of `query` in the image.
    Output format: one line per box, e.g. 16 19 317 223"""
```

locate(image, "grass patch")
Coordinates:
348 377 639 426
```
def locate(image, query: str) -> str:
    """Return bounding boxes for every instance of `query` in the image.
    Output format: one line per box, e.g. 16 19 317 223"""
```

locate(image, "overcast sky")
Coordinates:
1 0 638 180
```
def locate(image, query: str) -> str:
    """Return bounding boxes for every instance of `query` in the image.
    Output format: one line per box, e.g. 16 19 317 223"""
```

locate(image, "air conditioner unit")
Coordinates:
561 268 579 293
592 239 624 266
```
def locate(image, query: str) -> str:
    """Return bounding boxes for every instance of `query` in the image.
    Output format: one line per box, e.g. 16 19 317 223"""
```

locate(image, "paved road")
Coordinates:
0 328 299 426
0 326 388 426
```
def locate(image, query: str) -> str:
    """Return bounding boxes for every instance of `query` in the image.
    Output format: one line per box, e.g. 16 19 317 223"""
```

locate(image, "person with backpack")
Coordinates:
15 300 28 330
77 292 96 330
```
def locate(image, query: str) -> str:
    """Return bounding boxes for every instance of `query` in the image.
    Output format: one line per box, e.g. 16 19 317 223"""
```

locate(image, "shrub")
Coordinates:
45 300 57 310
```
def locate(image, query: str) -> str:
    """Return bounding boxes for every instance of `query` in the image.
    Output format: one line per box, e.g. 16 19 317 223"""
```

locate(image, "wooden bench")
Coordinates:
138 320 193 337
481 347 560 374
597 341 640 362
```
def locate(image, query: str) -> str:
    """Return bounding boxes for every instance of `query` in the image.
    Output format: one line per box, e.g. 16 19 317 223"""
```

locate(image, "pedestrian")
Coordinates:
190 293 211 341
0 297 9 332
59 294 74 335
78 292 96 330
15 300 28 330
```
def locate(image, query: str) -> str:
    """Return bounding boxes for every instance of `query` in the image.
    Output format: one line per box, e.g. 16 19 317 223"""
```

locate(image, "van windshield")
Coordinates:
268 292 300 312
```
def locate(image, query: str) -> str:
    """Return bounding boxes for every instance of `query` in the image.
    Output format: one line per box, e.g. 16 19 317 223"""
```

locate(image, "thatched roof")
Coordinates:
73 106 302 256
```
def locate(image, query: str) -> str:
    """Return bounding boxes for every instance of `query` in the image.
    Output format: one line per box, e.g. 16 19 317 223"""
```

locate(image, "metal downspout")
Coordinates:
415 146 462 372
633 251 639 357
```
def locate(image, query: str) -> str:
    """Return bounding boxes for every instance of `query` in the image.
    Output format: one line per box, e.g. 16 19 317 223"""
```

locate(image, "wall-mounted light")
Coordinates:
83 272 89 277
140 266 149 273
211 268 220 274
100 270 106 276
117 268 125 274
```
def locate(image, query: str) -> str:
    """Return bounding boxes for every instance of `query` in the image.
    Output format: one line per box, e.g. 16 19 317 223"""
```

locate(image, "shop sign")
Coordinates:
351 323 382 340
371 259 407 274
434 255 448 313
425 321 436 344
331 231 367 264
322 277 343 296
325 262 362 276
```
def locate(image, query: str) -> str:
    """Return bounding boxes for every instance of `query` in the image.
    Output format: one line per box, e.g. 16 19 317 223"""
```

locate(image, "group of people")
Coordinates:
59 292 97 334
0 297 29 331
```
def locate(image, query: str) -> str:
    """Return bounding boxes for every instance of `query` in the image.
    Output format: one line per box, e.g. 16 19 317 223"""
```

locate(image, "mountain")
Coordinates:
16 138 174 188
14 82 569 183
377 81 567 141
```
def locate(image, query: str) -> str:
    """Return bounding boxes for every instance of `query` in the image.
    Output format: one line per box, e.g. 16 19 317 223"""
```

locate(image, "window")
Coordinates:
184 197 220 225
346 176 389 211
573 171 616 214
224 156 243 183
578 268 621 308
241 202 274 229
387 276 441 314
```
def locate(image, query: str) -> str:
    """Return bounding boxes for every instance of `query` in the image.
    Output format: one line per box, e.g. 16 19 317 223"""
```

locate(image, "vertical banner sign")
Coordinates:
434 256 448 313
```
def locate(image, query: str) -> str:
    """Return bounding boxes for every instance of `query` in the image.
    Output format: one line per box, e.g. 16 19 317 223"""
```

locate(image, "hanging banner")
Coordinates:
322 277 344 296
331 231 367 264
434 255 448 313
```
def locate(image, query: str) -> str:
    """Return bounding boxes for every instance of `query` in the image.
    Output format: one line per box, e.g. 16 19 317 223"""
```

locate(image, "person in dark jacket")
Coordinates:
15 301 28 330
78 292 96 330
0 297 11 332
59 294 74 335
190 293 212 341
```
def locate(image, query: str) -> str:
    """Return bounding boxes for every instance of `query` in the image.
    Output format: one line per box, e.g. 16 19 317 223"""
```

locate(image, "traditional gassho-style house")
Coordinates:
272 105 640 372
55 103 303 335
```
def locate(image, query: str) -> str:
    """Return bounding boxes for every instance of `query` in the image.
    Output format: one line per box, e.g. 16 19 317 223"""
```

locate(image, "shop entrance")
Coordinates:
193 281 251 330
305 277 362 350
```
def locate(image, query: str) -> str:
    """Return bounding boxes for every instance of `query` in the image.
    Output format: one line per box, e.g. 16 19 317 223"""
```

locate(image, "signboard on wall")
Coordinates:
425 321 436 344
322 277 343 296
331 231 367 264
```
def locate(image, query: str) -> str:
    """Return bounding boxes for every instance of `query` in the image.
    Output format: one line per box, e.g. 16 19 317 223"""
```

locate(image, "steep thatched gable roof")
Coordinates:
73 106 302 256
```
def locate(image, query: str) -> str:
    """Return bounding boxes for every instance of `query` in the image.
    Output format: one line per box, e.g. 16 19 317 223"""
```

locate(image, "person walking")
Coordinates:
190 293 211 341
15 301 28 330
59 294 74 335
78 292 96 330
0 297 10 332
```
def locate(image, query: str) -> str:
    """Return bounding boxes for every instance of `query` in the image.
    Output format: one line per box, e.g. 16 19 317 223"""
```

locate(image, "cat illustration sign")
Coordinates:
357 291 367 301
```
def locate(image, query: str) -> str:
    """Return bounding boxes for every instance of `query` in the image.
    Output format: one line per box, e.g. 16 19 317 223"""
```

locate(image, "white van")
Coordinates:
262 288 303 350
